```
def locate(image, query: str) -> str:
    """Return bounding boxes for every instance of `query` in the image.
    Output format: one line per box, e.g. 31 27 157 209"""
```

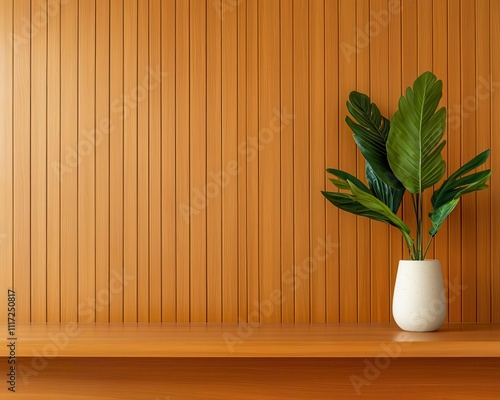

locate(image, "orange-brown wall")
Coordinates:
0 0 498 323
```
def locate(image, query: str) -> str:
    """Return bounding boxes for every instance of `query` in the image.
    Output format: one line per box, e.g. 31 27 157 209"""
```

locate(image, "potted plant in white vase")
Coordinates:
322 71 491 332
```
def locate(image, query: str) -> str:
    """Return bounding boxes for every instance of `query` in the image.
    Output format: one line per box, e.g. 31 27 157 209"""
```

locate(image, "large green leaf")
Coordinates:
322 175 414 253
365 162 405 214
431 149 491 209
326 168 371 194
429 199 459 237
387 71 447 194
346 91 403 189
428 149 491 237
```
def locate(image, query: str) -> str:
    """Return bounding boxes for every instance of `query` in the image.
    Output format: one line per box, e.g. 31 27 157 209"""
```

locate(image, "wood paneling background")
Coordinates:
0 0 498 323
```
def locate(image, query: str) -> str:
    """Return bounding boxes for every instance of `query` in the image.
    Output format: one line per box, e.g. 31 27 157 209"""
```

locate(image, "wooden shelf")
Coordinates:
4 322 500 358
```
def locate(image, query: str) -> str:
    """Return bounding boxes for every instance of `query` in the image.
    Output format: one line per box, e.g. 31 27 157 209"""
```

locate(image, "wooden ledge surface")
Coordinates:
2 323 500 358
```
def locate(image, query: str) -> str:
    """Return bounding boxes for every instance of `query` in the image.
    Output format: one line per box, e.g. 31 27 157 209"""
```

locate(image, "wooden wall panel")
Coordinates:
325 0 340 323
0 0 13 323
13 0 32 323
356 0 371 324
492 0 500 323
161 0 177 322
258 0 281 323
59 0 78 322
31 0 47 323
339 0 357 322
293 0 310 323
124 0 138 322
223 0 239 322
2 0 498 324
95 0 110 323
109 0 124 322
447 0 463 322
137 0 149 322
78 0 96 323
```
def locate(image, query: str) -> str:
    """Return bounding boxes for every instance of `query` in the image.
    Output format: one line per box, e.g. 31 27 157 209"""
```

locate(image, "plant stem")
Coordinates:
411 192 425 260
423 236 434 259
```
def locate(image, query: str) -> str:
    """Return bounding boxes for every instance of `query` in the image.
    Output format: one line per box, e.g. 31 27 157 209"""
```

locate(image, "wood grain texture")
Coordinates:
59 0 78 322
223 0 239 322
95 0 110 323
109 0 124 322
123 0 138 323
492 0 500 323
460 0 477 323
246 0 259 324
356 0 371 323
161 0 177 323
2 0 498 324
3 357 500 399
325 0 340 323
78 0 96 323
137 0 149 322
370 0 390 323
293 0 310 323
3 323 500 358
149 0 162 323
176 0 190 322
339 0 357 322
447 0 463 323
207 0 223 323
280 0 294 323
309 0 326 323
0 0 13 323
31 0 47 323
258 0 281 324
189 0 207 323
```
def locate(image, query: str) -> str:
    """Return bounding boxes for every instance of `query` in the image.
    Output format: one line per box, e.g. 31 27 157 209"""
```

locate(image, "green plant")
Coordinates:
322 72 491 260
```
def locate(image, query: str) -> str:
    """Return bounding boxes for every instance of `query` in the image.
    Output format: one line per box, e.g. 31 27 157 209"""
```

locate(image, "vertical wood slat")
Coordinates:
356 0 371 323
31 0 47 323
47 0 61 323
280 0 294 323
338 0 357 323
149 0 162 322
0 0 13 323
5 0 499 324
388 0 403 324
258 0 281 323
78 0 96 323
176 0 190 322
162 0 177 322
60 0 78 322
309 0 326 323
293 0 310 323
246 0 259 323
13 0 32 322
447 0 463 322
238 0 248 323
123 0 138 323
189 0 207 322
207 0 223 323
325 0 340 323
137 0 149 322
432 0 449 322
491 0 500 323
369 0 390 322
475 0 491 323
109 0 124 322
95 0 110 323
222 0 239 322
460 0 477 322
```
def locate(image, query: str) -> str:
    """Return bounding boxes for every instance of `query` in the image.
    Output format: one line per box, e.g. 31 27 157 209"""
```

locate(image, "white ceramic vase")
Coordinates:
392 260 447 332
